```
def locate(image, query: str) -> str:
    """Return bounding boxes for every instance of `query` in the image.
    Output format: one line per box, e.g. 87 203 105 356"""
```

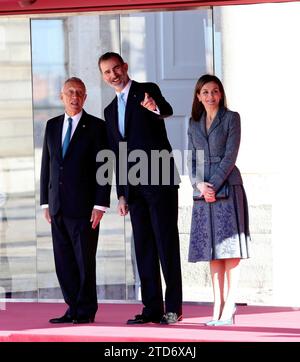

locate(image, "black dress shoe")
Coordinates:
49 314 74 324
160 312 183 325
127 314 161 325
73 316 95 324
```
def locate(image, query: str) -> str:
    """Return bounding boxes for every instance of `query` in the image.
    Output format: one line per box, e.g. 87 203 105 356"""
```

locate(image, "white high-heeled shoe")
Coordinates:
205 319 218 326
213 304 237 326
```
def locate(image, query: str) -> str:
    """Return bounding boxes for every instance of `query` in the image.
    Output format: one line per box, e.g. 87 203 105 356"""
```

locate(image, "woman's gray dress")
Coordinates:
188 107 250 262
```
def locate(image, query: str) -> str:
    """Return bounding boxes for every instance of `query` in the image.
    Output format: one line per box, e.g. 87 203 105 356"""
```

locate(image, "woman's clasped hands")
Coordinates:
197 182 216 203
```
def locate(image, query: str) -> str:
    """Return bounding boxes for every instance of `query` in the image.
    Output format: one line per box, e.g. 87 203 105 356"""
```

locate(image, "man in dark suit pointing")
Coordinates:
40 77 110 324
98 52 182 324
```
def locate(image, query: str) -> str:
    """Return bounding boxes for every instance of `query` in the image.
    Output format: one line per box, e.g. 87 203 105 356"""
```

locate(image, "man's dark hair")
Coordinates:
98 52 125 71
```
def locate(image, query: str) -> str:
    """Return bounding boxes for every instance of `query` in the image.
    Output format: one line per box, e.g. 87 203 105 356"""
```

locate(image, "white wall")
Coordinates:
219 2 300 306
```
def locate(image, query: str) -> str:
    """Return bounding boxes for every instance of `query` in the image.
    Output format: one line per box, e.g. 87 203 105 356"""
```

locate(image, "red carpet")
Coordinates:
0 302 300 342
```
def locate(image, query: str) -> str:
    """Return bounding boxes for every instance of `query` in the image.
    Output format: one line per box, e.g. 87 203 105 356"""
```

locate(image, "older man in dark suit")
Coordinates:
98 52 182 325
40 77 111 324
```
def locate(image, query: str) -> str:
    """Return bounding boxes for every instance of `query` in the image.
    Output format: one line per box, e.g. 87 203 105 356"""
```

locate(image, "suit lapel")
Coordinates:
124 81 139 136
207 114 221 136
207 107 225 136
109 97 124 140
55 115 64 161
199 114 207 138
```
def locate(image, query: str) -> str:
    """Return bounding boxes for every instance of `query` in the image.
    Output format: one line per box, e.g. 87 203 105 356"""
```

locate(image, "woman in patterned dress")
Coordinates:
187 74 250 326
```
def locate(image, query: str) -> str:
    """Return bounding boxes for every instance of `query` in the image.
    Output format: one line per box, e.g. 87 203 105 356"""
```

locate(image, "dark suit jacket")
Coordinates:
188 106 243 192
104 80 180 200
40 109 111 217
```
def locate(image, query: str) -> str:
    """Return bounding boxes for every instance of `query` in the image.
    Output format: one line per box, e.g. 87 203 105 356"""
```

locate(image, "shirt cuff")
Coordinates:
42 204 107 211
94 205 108 212
152 106 160 115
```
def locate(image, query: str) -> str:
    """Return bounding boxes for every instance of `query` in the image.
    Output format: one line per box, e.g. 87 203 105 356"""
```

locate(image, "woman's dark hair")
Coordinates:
191 74 227 121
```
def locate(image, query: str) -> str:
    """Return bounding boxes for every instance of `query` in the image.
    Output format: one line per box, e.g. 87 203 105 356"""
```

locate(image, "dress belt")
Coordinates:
204 156 222 163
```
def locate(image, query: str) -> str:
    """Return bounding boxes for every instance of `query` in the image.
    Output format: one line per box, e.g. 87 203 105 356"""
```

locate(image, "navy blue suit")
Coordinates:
40 109 110 320
104 81 182 318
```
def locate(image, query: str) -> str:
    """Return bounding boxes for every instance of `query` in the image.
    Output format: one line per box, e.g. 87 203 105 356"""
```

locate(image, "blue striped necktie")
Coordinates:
62 117 73 158
118 93 126 137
